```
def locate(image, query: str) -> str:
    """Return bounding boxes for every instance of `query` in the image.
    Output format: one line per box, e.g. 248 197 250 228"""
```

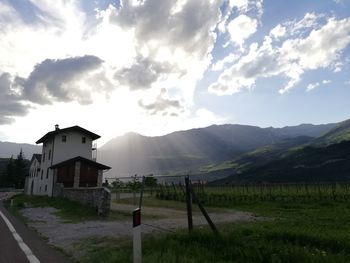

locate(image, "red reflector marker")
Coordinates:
133 208 141 227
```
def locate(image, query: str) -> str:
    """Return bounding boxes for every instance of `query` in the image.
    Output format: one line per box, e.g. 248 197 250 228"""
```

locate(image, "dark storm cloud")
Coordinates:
138 88 183 116
0 73 28 124
114 55 175 90
17 55 104 104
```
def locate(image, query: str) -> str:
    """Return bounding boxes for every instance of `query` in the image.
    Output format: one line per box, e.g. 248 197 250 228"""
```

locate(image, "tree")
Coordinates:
0 158 10 187
14 149 28 188
5 156 15 187
0 150 29 188
144 175 157 187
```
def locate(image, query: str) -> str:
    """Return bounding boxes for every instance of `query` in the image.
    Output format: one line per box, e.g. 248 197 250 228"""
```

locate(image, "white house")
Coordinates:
24 154 41 195
26 125 110 196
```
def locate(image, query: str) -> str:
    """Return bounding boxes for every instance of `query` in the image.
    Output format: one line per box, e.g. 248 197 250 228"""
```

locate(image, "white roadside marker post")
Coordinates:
133 208 142 263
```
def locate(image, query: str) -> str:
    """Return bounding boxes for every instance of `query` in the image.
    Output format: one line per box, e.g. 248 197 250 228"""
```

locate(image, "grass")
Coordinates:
7 191 350 262
200 161 238 173
78 198 350 263
5 194 130 223
114 195 227 214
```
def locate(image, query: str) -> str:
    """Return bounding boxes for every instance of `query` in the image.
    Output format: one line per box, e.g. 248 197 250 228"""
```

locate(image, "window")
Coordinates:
62 135 67 142
46 168 49 179
39 187 41 192
45 185 47 192
48 149 51 160
41 170 43 180
82 137 86 144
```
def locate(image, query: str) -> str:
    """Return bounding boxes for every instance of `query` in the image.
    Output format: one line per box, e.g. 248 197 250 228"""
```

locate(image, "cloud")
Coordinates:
229 0 263 18
227 15 257 48
16 55 104 105
218 0 263 47
213 0 264 71
114 55 179 90
212 53 240 71
270 24 286 39
306 79 332 91
307 79 332 92
138 88 184 116
306 82 320 92
209 14 350 95
0 73 29 124
105 0 224 106
110 0 222 58
0 0 227 127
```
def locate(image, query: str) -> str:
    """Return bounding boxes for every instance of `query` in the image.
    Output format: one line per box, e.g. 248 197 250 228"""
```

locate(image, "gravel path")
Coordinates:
21 205 261 258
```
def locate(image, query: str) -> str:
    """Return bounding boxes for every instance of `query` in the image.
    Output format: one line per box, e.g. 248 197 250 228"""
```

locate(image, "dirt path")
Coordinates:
111 203 187 218
21 204 261 259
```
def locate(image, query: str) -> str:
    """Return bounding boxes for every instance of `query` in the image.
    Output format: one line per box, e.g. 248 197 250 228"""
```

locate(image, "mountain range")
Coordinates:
212 119 350 183
98 122 337 176
0 141 41 159
2 119 349 183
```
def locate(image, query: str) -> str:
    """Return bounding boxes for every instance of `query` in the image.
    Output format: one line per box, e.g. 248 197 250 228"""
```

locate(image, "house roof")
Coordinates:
30 154 42 164
50 156 111 170
36 125 100 144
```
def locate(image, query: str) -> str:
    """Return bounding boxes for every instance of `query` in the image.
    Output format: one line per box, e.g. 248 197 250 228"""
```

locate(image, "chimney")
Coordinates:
55 124 59 131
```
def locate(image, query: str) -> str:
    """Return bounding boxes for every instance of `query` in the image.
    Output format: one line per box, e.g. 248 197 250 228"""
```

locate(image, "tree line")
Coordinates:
0 150 29 189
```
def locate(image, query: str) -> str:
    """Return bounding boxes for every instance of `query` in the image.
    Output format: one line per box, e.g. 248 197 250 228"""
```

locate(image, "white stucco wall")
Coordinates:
26 157 41 195
36 130 94 196
53 131 92 163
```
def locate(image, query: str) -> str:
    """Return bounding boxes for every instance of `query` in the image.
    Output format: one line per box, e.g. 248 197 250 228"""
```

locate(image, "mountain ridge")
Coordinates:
99 121 338 176
211 119 350 183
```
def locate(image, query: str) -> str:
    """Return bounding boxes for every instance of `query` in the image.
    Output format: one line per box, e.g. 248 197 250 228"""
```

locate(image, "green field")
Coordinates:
78 183 350 262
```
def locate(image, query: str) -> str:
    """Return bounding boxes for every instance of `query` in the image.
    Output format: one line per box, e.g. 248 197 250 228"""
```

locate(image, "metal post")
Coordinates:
185 176 193 233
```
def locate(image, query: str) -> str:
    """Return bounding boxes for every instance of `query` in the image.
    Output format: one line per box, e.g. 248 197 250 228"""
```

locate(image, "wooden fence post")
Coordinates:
185 176 193 233
190 188 219 236
139 176 145 209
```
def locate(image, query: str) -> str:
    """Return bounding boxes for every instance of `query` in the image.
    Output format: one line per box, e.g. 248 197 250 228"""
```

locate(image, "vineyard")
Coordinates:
85 178 350 262
110 178 350 206
154 182 350 207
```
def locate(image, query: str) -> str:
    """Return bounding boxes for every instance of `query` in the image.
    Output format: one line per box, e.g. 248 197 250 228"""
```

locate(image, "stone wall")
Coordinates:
53 184 111 216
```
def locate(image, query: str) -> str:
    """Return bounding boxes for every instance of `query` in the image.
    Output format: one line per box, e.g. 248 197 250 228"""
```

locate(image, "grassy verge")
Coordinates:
5 194 130 223
78 199 350 262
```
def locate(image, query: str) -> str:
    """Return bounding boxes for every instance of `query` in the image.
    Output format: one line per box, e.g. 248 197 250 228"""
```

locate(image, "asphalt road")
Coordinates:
0 193 70 263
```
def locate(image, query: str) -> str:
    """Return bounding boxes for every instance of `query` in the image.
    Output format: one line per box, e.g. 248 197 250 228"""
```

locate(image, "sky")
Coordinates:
0 0 350 146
